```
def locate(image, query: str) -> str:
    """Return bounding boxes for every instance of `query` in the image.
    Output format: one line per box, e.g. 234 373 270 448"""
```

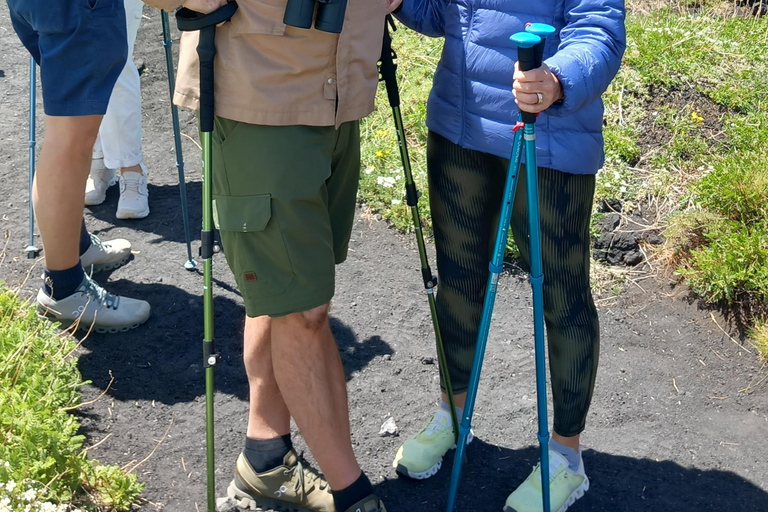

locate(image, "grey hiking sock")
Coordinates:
550 438 581 471
243 434 292 473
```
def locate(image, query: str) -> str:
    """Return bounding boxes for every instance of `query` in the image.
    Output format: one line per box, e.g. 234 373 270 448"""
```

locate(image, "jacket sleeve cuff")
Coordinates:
543 54 589 117
142 0 185 12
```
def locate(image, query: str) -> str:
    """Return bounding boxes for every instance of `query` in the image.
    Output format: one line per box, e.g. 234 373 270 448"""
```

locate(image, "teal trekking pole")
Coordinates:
176 4 238 511
445 23 555 512
26 56 40 259
377 17 460 452
161 11 196 270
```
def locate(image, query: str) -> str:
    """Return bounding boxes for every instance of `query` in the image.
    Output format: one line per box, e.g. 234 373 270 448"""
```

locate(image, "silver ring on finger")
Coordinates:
536 92 543 104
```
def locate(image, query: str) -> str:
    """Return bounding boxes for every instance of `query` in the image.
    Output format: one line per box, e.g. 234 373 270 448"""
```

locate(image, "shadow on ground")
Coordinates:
76 277 393 406
86 182 201 247
373 440 768 512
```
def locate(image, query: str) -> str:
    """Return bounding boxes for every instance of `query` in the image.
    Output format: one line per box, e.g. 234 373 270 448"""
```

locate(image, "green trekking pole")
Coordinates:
378 17 460 448
176 4 238 510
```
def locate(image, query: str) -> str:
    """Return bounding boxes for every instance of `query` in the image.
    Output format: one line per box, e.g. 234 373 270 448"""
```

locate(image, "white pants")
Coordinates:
92 0 144 170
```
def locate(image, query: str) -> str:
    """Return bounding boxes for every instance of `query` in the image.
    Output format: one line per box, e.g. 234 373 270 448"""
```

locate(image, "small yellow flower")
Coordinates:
375 129 387 138
691 111 704 123
375 150 384 158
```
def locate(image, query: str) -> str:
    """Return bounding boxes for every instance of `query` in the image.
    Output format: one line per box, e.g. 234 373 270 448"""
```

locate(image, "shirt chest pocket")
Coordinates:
230 0 289 36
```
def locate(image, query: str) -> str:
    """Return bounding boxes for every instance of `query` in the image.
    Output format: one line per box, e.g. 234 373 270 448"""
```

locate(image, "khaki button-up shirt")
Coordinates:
146 0 387 127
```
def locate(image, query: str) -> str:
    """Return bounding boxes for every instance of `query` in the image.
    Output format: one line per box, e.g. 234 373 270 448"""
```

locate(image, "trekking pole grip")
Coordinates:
510 32 541 124
379 16 400 108
176 2 239 133
197 26 216 132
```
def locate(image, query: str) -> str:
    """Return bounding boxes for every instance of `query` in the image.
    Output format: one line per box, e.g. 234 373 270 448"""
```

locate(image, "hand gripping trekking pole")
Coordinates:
176 4 238 511
445 25 553 511
161 11 196 270
26 57 40 259
377 16 461 446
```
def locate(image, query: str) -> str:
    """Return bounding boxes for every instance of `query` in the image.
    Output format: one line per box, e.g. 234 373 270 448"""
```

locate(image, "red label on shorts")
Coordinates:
244 272 258 282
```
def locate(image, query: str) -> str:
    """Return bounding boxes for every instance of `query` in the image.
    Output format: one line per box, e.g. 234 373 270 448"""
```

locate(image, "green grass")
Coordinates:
0 287 142 511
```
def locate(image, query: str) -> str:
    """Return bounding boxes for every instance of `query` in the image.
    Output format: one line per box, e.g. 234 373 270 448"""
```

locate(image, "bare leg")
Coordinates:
271 303 361 491
34 114 102 271
120 164 142 175
243 314 291 439
442 391 467 410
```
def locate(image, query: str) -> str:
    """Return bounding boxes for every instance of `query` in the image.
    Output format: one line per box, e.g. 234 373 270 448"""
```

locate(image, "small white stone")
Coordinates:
379 417 399 437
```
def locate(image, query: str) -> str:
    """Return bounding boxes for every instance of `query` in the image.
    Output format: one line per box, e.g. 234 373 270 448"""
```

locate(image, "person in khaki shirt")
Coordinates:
146 0 401 510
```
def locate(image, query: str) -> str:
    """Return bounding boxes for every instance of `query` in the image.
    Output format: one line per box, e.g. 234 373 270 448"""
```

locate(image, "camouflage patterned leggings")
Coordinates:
428 131 600 437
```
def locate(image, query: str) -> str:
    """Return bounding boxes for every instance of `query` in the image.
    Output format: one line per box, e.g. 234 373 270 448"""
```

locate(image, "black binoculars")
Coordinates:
283 0 347 33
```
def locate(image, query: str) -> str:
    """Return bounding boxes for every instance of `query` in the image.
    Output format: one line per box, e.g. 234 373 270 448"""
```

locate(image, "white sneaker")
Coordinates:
116 164 149 219
37 276 151 333
85 158 117 206
80 234 132 274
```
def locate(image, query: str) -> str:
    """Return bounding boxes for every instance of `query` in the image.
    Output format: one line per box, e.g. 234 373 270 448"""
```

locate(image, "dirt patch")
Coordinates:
635 84 730 160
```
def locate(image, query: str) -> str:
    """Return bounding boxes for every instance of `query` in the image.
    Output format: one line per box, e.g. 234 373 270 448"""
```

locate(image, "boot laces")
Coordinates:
81 278 119 310
421 410 451 438
284 455 329 499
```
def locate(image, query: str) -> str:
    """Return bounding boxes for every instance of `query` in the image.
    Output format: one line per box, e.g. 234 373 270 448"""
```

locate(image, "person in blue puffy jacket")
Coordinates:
391 1 626 510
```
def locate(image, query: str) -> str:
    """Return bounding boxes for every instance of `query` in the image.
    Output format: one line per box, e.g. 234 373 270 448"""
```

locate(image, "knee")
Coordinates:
44 115 102 155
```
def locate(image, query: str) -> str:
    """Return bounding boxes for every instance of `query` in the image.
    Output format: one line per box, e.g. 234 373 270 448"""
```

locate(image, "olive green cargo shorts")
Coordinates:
211 117 361 318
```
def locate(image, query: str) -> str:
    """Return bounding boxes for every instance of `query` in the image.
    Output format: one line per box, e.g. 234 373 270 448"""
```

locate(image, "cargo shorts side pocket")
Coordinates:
213 194 295 299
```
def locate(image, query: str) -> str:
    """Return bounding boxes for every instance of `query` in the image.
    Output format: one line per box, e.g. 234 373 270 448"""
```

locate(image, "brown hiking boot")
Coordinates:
227 450 335 512
341 494 387 512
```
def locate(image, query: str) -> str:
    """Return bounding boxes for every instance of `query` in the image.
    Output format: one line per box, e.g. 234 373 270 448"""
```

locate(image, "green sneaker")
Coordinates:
503 449 589 512
341 493 387 512
392 407 473 479
226 450 334 512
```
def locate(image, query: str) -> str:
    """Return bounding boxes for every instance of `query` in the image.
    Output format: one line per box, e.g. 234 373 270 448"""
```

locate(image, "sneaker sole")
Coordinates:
394 430 475 480
502 476 590 512
226 480 317 512
83 253 131 274
84 194 107 206
37 307 150 334
115 206 150 220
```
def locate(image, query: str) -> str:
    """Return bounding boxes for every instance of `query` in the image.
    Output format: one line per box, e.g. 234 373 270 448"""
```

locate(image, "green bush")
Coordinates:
677 220 768 304
0 287 143 511
694 152 768 225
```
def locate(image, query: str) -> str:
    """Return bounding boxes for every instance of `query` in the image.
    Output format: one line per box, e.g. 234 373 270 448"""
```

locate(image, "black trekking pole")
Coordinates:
161 10 196 270
378 17 460 446
176 4 238 511
26 56 40 259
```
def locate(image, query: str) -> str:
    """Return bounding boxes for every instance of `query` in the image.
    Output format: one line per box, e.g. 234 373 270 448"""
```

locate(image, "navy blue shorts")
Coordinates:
7 0 128 116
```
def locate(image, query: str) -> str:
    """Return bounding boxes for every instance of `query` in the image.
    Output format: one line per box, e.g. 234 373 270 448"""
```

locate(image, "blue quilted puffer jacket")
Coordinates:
396 0 626 174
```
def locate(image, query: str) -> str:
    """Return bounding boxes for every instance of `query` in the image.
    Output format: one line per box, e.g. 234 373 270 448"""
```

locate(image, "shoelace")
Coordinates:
89 233 104 250
531 457 567 484
121 174 145 194
81 278 119 310
421 411 451 438
285 456 329 500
